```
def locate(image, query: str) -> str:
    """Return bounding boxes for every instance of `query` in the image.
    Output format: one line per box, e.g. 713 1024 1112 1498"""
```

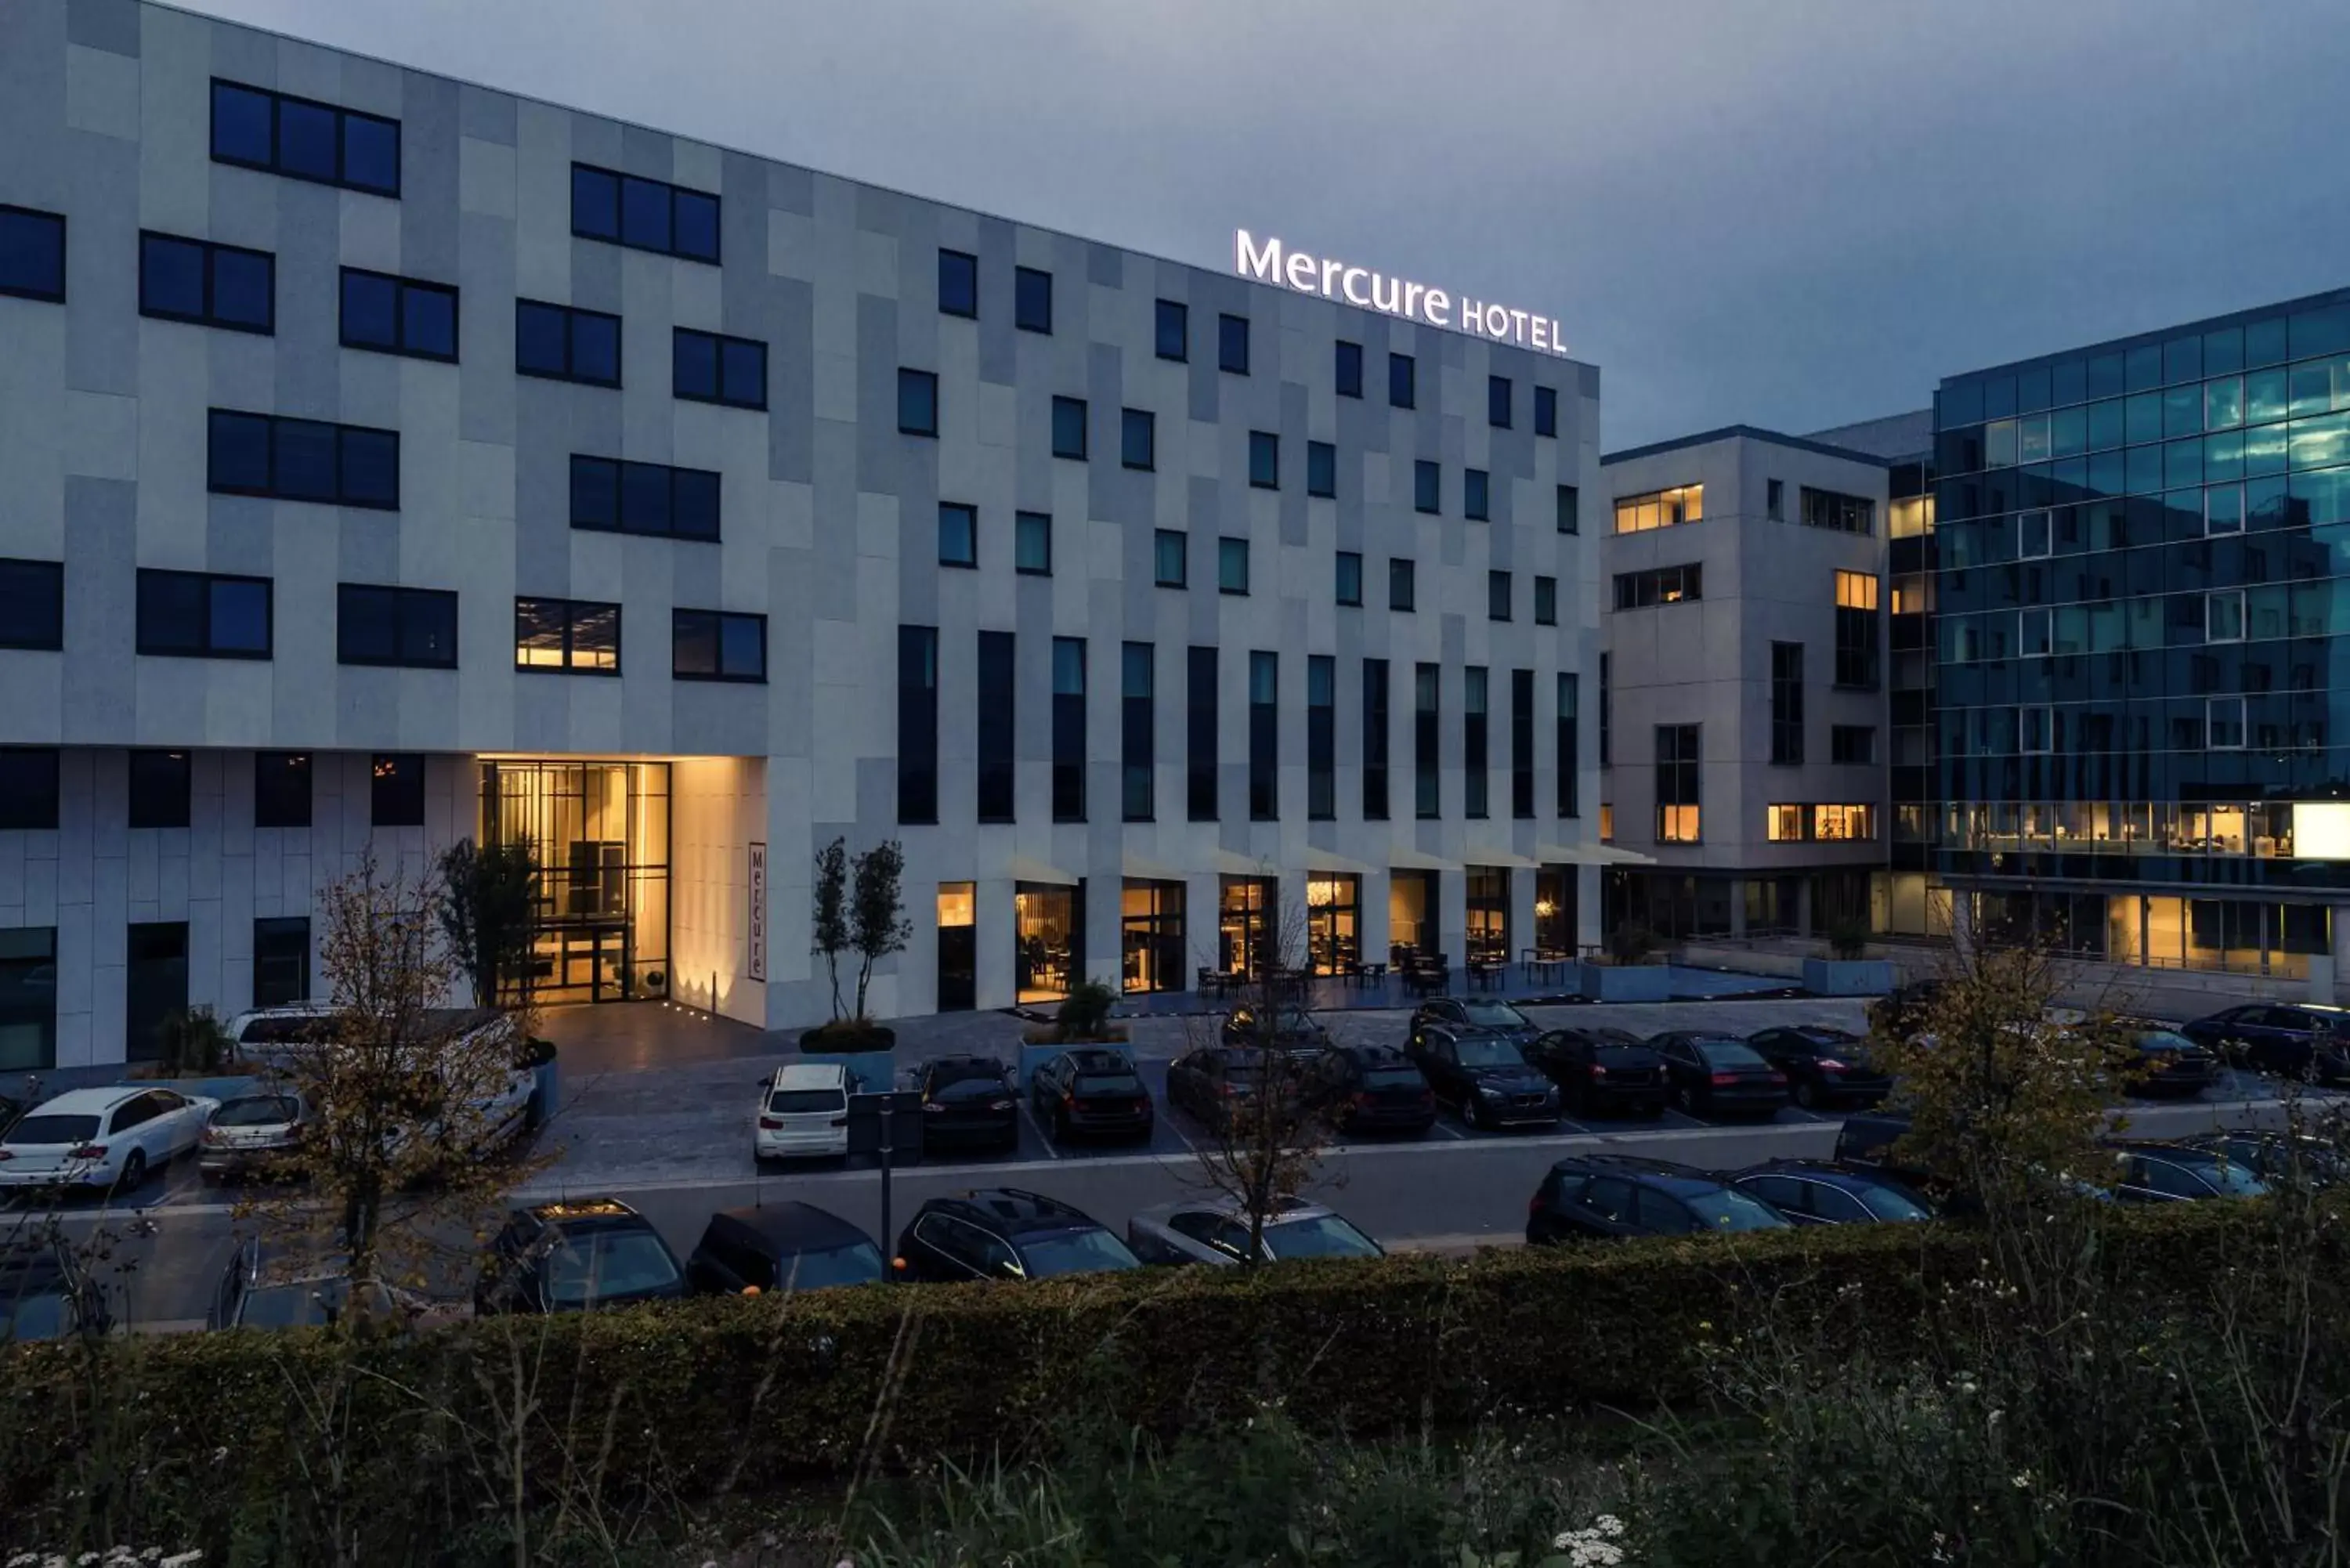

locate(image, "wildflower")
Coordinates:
2012 1471 2034 1490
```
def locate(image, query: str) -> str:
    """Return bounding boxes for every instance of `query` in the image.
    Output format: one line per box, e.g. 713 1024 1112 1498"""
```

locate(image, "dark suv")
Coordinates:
1408 996 1541 1050
915 1055 1020 1154
1868 980 1946 1042
1526 1154 1789 1244
1029 1048 1154 1143
1522 1027 1668 1118
891 1188 1141 1282
1306 1044 1436 1135
475 1198 689 1314
2178 1003 2350 1082
1221 1005 1333 1060
1745 1026 1892 1111
1405 1025 1560 1130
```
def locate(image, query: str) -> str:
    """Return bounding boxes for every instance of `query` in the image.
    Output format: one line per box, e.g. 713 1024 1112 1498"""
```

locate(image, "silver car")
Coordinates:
1126 1196 1383 1267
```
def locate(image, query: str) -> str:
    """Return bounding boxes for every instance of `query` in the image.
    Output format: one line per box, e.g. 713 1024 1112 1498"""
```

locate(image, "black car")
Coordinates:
2104 1141 2273 1203
1405 1025 1560 1130
1408 996 1541 1050
1744 1026 1892 1111
685 1202 885 1295
0 1235 109 1341
2175 1130 2346 1190
1166 1045 1271 1130
1221 1005 1333 1060
1648 1032 1789 1120
1526 1154 1791 1244
206 1238 426 1329
891 1187 1141 1282
1522 1027 1668 1118
2117 1026 2218 1098
2178 1003 2350 1082
475 1198 690 1314
1729 1160 1934 1225
1868 979 1946 1042
1029 1048 1154 1143
916 1056 1020 1154
1305 1044 1436 1135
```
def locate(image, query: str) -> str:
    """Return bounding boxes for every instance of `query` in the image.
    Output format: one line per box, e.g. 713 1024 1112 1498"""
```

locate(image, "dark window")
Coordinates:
1766 478 1784 521
1488 570 1512 621
1307 440 1336 498
1154 529 1187 587
1414 663 1441 818
128 750 191 829
1155 298 1188 360
515 300 621 386
1218 537 1250 595
1802 486 1875 535
1770 642 1804 764
569 162 719 263
1466 468 1490 521
1415 460 1441 515
1831 724 1876 765
0 559 63 650
938 502 978 568
1248 651 1278 821
252 752 311 829
672 327 767 409
125 921 188 1063
1187 645 1218 822
251 917 309 1007
1655 724 1700 843
569 455 721 540
1014 266 1052 333
977 631 1015 823
1464 667 1490 819
207 410 398 510
340 267 454 360
1336 551 1363 607
1362 658 1390 819
1307 655 1335 821
1335 340 1363 398
672 609 766 682
136 569 271 659
1052 638 1086 822
1612 564 1703 609
898 625 939 824
0 925 58 1067
1015 511 1052 576
514 596 620 674
1598 654 1611 768
0 206 67 302
1249 431 1278 489
938 249 978 318
0 749 60 831
1535 385 1557 438
1488 375 1513 428
336 583 457 668
1389 352 1415 409
141 233 273 334
1219 313 1249 374
1534 575 1556 626
1390 557 1415 612
1122 407 1155 470
898 368 938 435
1556 483 1580 533
371 753 425 827
1122 642 1154 822
1051 396 1087 459
1510 667 1535 819
1556 673 1578 817
211 80 400 196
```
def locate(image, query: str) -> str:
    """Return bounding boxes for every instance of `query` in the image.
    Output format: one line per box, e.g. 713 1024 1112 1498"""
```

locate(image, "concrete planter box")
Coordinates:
1577 962 1672 1003
1803 956 1897 996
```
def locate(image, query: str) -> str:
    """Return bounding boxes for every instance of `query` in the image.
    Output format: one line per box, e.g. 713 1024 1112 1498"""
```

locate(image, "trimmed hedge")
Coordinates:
1 1200 2337 1554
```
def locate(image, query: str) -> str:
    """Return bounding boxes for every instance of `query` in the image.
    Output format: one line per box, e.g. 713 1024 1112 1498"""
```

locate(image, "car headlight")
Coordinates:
1477 1083 1505 1099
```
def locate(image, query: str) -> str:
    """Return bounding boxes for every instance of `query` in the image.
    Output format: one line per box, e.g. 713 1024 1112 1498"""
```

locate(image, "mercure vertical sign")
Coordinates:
1233 230 1568 356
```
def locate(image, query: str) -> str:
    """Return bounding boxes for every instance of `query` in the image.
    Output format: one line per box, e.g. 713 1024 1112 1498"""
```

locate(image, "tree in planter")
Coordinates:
811 836 850 1022
848 839 912 1023
1827 919 1871 962
435 836 539 1010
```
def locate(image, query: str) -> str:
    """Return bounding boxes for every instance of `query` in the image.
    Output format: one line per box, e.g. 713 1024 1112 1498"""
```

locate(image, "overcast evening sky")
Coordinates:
178 0 2350 450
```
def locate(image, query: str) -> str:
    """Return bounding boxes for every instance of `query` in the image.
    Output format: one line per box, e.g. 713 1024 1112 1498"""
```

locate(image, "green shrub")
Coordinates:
1053 979 1118 1041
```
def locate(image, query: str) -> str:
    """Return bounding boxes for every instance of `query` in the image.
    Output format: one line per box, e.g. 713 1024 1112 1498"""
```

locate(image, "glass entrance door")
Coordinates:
483 761 671 1004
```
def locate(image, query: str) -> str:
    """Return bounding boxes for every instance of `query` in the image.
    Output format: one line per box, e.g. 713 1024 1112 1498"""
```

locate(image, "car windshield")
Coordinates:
773 1241 885 1291
543 1230 681 1303
239 1278 388 1328
1262 1214 1381 1260
214 1095 302 1128
1683 1188 1791 1231
2195 1162 2271 1198
1854 1183 1934 1222
1461 1000 1531 1030
2135 1031 2198 1053
931 1062 1003 1088
1695 1040 1768 1069
5 1115 99 1146
1452 1037 1526 1068
1362 1067 1424 1089
1018 1227 1141 1277
1074 1073 1143 1095
768 1089 847 1115
1 1291 67 1341
933 1075 1007 1102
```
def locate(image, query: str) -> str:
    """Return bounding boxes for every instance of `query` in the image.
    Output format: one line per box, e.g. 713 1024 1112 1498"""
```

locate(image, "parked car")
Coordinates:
1744 1025 1893 1111
475 1198 689 1314
754 1060 851 1165
1728 1160 1934 1225
1407 997 1541 1050
207 1237 427 1329
1647 1033 1788 1120
1126 1195 1383 1266
2175 1130 2347 1190
1220 1004 1333 1060
1522 1027 1669 1118
1835 1109 1918 1173
891 1188 1141 1282
2104 1141 2274 1203
915 1056 1019 1154
2116 1025 2219 1098
685 1202 884 1295
0 1235 110 1341
2177 1003 2350 1082
231 1006 537 1151
1405 1025 1560 1130
219 1003 340 1059
1166 1045 1270 1130
1867 979 1946 1042
0 1086 219 1193
1304 1044 1436 1135
1029 1048 1154 1143
1526 1154 1791 1244
197 1090 313 1183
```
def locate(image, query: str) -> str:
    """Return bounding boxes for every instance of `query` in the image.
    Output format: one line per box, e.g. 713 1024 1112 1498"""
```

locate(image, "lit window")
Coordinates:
1835 570 1879 610
1612 484 1703 533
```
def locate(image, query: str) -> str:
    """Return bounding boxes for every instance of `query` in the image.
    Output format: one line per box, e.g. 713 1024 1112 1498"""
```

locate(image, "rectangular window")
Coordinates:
1766 478 1784 521
1556 673 1579 818
1307 655 1336 821
1052 638 1086 822
569 162 719 263
938 248 978 318
1599 653 1611 768
1363 658 1390 819
341 266 455 360
1014 266 1053 333
1488 569 1512 621
1390 557 1415 612
251 916 310 1007
672 327 766 409
0 749 61 831
1187 645 1218 822
2210 695 2246 750
898 625 939 824
1050 396 1087 459
938 502 978 568
1510 667 1535 819
1835 570 1880 688
1219 537 1250 595
1015 511 1052 576
672 608 766 682
1307 440 1336 498
1123 642 1155 822
0 559 63 651
136 569 271 659
1249 651 1278 821
2018 509 2052 558
515 299 620 386
1415 460 1441 514
211 79 400 197
1390 352 1415 409
1464 667 1490 819
141 233 273 334
1801 486 1875 535
1612 563 1703 609
1613 484 1704 533
1770 641 1804 764
0 206 67 302
1556 483 1580 533
513 596 620 674
1336 340 1363 398
1654 724 1700 843
898 368 938 435
128 750 191 829
1488 374 1513 428
253 752 310 829
977 631 1015 822
1768 805 1878 842
0 927 59 1068
1336 551 1363 607
1535 385 1557 438
1465 468 1491 521
1122 406 1155 469
1534 575 1557 626
1249 431 1279 490
1830 724 1876 765
1154 529 1188 587
1219 313 1250 374
2207 588 2245 642
371 753 425 827
207 410 399 510
569 455 720 541
337 583 457 669
1155 298 1188 360
1414 663 1441 818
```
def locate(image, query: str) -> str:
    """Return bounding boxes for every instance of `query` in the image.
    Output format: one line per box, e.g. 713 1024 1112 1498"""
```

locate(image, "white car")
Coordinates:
1126 1195 1383 1267
754 1062 851 1163
0 1086 222 1192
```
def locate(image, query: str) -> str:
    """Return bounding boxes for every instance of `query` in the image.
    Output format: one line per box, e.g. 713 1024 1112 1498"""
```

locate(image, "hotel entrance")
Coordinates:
482 761 671 1004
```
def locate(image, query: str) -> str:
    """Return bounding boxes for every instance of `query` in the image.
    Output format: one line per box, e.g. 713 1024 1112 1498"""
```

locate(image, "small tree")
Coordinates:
436 836 539 1009
811 836 849 1021
848 839 912 1021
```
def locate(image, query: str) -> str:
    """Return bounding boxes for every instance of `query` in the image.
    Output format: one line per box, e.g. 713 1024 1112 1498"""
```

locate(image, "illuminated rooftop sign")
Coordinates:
1234 229 1568 357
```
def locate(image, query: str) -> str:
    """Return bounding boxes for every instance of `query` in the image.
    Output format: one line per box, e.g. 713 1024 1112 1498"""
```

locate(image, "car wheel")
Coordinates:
1673 1084 1696 1113
1793 1079 1820 1111
114 1149 147 1194
1460 1094 1483 1129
